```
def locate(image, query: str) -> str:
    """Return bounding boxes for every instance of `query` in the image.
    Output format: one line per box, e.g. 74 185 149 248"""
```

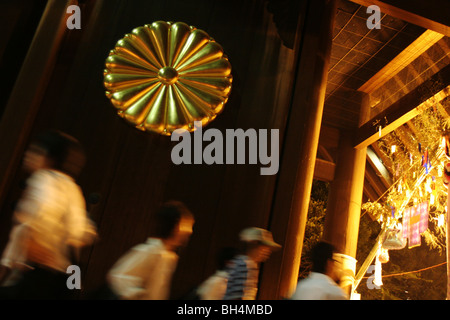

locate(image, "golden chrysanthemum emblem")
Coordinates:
103 21 232 135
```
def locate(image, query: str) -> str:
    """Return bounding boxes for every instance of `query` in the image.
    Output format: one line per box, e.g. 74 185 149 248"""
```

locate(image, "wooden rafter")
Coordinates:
318 145 335 162
358 30 444 94
364 178 382 203
314 158 336 182
349 0 450 37
354 64 450 149
437 101 450 119
371 142 395 176
366 146 392 188
365 164 389 197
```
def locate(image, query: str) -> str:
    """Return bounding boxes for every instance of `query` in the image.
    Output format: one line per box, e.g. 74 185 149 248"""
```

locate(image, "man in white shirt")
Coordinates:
107 201 194 300
0 131 96 299
291 241 348 300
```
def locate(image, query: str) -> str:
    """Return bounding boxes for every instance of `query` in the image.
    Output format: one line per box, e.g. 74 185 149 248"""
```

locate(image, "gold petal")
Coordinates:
176 41 223 71
178 76 232 97
172 29 210 69
144 85 168 133
106 54 159 74
173 83 216 121
115 36 161 70
165 86 190 132
110 80 159 110
104 73 156 91
147 21 170 67
176 81 225 112
123 83 163 124
174 82 215 112
179 58 231 77
130 26 164 69
168 22 191 67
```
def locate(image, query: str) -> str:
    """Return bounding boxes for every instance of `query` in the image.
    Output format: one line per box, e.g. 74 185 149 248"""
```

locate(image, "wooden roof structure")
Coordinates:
314 0 450 206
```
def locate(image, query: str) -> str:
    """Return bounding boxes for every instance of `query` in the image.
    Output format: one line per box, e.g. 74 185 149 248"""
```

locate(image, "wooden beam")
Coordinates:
349 0 450 37
364 180 381 203
354 63 450 149
318 145 334 162
314 158 336 182
365 163 388 197
437 101 450 119
319 125 340 149
371 142 395 176
358 30 444 94
366 146 392 187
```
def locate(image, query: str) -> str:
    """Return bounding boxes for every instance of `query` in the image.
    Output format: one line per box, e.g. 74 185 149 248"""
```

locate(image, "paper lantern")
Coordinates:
104 21 232 135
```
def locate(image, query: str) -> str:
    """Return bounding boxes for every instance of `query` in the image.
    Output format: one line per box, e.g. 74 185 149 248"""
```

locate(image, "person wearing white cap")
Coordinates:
223 227 281 300
291 241 348 300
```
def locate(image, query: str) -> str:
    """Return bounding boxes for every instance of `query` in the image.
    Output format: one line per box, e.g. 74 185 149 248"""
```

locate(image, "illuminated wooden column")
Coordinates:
259 0 337 299
322 93 370 295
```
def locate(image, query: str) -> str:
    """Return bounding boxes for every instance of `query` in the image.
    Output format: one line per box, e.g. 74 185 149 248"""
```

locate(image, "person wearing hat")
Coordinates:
223 227 281 300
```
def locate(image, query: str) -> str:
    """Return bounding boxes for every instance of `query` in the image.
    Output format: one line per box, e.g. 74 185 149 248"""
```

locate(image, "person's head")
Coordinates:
153 200 194 250
24 130 86 179
239 227 281 263
310 241 339 280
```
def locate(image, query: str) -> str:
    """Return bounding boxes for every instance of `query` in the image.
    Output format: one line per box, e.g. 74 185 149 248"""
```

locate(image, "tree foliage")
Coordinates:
299 180 329 280
356 101 450 299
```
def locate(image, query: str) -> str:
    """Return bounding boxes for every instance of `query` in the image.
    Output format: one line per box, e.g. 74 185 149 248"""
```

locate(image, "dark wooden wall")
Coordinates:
0 0 47 119
0 0 302 298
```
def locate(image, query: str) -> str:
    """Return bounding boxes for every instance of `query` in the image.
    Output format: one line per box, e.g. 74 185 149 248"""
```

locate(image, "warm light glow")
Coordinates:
438 214 444 227
374 256 383 287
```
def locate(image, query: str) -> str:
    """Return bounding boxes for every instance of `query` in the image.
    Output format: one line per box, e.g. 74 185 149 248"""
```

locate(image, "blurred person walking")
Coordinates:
106 201 194 300
223 227 281 300
291 241 348 300
195 247 237 300
0 130 96 299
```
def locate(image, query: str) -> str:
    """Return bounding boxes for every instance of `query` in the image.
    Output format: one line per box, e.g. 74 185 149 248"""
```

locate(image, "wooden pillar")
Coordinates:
0 0 75 208
259 0 337 299
322 93 370 296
